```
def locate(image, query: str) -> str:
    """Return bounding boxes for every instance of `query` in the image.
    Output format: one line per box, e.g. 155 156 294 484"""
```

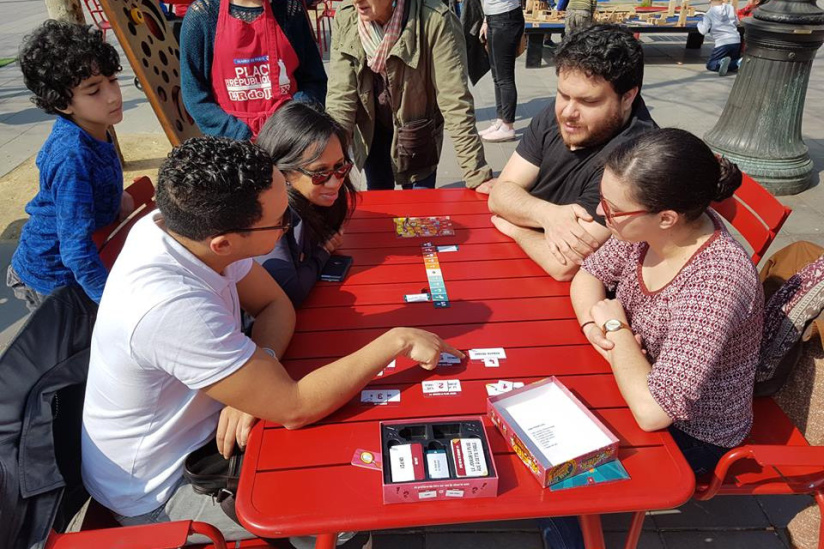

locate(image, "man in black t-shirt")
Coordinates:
483 25 657 281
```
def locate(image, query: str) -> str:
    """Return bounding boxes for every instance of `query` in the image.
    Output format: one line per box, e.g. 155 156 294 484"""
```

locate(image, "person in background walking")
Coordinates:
478 0 524 142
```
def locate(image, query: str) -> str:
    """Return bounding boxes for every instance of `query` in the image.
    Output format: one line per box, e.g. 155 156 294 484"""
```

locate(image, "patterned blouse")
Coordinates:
581 211 763 447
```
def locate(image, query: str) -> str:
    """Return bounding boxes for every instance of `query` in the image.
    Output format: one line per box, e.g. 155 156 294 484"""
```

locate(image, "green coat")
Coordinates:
326 0 492 188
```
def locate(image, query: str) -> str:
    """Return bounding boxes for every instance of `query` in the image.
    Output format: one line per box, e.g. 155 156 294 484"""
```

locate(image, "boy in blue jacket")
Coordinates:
7 20 131 310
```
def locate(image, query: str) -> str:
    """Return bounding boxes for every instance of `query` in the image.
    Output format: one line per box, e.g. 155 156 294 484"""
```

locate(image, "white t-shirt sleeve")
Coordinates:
228 258 254 283
130 290 257 389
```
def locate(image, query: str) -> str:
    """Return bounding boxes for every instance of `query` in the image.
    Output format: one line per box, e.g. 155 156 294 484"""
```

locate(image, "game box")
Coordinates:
379 417 498 504
488 377 619 488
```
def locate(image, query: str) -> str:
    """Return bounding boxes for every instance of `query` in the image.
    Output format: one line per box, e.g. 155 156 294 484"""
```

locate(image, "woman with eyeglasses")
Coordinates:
255 102 357 306
570 128 764 477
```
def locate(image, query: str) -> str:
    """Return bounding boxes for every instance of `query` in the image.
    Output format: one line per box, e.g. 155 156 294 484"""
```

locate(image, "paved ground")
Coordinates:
1 1 823 547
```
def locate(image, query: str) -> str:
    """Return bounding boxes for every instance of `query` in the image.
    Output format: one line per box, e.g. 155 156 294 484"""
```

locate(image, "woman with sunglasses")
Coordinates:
571 128 764 477
255 102 357 306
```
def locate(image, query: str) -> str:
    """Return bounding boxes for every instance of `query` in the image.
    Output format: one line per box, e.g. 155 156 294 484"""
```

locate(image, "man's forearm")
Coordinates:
250 298 295 358
489 180 555 229
511 226 580 281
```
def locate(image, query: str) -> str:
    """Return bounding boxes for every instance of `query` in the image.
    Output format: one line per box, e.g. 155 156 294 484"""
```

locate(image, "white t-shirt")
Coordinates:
81 213 257 517
483 0 521 16
697 3 741 47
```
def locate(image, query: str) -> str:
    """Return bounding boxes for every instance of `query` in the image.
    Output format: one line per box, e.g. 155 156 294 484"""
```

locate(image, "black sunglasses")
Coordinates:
216 208 292 236
293 161 353 186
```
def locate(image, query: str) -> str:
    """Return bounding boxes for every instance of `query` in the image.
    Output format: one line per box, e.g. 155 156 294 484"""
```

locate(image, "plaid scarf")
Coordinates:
357 0 406 74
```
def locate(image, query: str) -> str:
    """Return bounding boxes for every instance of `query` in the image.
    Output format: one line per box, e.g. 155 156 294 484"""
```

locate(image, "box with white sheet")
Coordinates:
487 377 619 487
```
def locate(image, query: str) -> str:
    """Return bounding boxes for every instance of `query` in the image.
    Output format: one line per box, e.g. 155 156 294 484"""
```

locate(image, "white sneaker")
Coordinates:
482 125 516 142
479 119 502 137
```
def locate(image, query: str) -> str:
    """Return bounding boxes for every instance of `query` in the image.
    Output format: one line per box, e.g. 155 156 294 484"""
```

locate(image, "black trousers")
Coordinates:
486 7 524 124
364 121 437 190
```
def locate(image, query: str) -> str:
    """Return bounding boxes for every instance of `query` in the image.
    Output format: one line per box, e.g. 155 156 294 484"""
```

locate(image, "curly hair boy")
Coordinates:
8 20 132 310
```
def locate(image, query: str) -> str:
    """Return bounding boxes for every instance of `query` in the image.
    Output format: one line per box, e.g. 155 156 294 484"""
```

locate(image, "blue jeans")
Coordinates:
537 427 730 547
706 43 741 72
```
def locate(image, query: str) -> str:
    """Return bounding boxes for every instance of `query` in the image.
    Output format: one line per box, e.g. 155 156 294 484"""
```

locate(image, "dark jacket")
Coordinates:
0 286 97 549
180 0 328 140
461 0 490 85
259 207 331 307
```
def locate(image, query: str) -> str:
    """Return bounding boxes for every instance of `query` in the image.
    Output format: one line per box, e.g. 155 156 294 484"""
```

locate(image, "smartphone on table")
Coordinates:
320 255 353 282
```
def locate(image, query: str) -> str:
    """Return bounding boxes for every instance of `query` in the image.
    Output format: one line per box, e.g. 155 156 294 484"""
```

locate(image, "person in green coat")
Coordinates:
326 0 493 190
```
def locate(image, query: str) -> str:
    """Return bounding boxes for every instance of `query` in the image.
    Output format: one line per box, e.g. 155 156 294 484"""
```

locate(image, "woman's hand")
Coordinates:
392 327 465 370
480 20 488 43
590 298 629 328
322 230 344 254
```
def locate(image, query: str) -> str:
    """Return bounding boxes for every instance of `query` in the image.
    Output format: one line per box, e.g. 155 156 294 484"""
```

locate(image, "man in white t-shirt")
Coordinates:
81 136 462 544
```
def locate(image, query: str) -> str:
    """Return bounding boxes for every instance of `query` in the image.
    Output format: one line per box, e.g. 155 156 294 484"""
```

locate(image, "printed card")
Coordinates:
351 449 382 471
361 389 401 405
469 348 507 360
451 438 489 478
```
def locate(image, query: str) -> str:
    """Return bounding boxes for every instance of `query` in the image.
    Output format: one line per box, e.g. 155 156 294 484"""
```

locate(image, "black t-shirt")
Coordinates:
516 96 657 224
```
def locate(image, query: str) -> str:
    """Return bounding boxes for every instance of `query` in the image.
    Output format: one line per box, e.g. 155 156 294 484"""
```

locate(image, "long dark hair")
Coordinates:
605 128 742 222
257 101 358 244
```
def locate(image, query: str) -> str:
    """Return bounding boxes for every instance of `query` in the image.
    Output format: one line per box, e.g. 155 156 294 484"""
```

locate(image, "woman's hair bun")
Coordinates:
716 156 742 202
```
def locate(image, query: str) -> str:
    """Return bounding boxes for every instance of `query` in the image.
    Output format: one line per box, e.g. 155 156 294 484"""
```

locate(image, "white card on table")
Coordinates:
483 357 500 367
361 389 401 405
404 293 431 303
469 348 507 360
438 352 462 365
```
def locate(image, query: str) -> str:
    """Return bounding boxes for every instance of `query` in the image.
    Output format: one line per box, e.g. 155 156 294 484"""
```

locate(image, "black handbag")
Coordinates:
183 443 244 503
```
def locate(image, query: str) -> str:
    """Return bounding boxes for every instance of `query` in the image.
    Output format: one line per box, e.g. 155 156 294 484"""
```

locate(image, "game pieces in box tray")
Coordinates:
394 216 455 238
488 377 620 488
380 417 498 503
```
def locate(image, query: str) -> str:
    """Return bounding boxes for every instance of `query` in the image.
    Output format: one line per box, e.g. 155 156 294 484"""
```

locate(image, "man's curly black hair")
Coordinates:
19 20 121 114
157 136 277 241
554 24 644 96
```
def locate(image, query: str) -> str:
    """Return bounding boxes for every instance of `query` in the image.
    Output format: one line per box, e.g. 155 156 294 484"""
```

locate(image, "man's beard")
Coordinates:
558 108 625 150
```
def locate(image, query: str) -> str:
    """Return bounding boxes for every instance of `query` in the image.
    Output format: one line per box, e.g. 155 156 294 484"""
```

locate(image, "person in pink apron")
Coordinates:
181 0 327 140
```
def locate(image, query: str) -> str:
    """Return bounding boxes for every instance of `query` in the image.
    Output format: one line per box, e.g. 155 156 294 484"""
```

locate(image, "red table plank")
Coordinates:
263 374 629 428
284 319 588 360
339 241 528 267
339 258 547 286
351 201 491 218
339 227 511 249
303 277 570 308
346 213 495 234
295 297 576 332
283 344 608 383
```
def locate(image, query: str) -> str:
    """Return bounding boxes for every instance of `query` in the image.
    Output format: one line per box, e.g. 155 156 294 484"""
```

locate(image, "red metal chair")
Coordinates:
623 397 824 549
711 173 793 265
93 175 156 269
82 0 112 41
312 1 334 55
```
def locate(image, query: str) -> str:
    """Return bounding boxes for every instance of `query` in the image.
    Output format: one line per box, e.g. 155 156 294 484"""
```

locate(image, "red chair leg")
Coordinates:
314 533 337 549
580 514 606 549
623 511 646 549
815 491 824 549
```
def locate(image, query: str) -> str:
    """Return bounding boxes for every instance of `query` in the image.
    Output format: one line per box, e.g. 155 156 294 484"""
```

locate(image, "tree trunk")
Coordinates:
44 0 86 24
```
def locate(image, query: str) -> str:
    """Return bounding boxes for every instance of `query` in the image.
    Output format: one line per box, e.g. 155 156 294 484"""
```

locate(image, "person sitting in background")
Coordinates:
8 21 132 310
255 101 358 306
180 0 327 140
572 128 762 473
486 25 657 281
326 0 492 190
698 0 741 76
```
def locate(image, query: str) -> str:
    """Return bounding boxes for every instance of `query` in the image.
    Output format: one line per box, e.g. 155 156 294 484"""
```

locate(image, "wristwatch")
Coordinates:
602 319 630 334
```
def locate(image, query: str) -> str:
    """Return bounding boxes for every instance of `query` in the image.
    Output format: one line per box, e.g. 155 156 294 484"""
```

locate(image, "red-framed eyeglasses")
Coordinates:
599 194 648 224
294 161 353 186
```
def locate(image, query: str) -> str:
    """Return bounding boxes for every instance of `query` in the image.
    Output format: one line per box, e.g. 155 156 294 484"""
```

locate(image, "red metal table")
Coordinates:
236 189 696 549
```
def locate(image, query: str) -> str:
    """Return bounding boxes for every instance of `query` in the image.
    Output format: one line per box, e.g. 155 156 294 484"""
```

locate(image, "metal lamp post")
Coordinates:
703 0 824 195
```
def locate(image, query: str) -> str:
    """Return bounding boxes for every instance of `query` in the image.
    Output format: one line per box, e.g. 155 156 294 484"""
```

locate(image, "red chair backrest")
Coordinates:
710 173 792 265
93 176 156 270
82 0 110 30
